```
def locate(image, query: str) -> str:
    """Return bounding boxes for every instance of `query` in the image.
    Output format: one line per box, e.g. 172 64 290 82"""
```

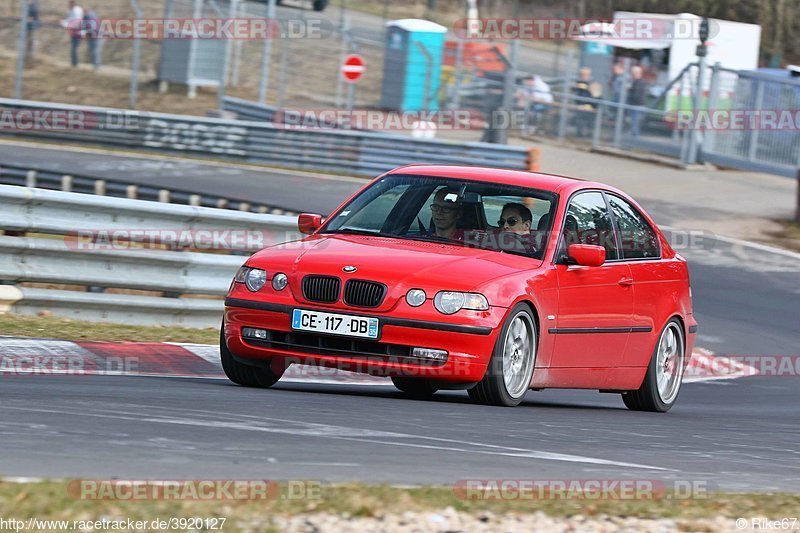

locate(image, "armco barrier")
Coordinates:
0 98 535 176
0 163 295 215
0 185 298 327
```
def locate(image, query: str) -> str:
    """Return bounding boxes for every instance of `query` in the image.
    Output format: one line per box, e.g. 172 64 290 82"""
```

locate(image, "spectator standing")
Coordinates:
609 62 625 103
25 0 40 61
571 67 596 137
627 65 648 136
82 6 101 69
61 0 84 67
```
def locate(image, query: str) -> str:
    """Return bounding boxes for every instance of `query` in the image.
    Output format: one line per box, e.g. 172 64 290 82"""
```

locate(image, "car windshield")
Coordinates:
322 174 557 259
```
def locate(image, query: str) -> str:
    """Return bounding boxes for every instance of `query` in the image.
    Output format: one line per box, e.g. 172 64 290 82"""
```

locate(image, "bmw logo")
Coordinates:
342 265 357 273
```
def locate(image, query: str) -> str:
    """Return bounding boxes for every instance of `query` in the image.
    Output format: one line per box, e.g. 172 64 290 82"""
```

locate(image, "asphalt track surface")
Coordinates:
1 143 799 490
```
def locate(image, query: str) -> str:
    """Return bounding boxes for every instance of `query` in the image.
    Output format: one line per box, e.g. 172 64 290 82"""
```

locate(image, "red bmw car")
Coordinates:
222 165 697 411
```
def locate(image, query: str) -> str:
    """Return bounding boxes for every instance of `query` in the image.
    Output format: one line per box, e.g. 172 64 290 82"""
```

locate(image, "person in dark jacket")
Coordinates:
627 65 648 136
25 0 40 60
82 6 101 69
571 67 597 137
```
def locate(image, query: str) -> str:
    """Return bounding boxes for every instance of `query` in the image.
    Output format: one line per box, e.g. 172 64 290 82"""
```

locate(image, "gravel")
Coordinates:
267 508 746 532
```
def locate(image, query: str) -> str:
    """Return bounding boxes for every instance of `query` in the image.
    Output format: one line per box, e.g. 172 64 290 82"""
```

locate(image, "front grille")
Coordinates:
344 279 387 308
302 275 340 303
242 329 444 366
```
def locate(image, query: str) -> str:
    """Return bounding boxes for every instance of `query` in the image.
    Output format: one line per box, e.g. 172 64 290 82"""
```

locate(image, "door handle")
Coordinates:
618 277 634 287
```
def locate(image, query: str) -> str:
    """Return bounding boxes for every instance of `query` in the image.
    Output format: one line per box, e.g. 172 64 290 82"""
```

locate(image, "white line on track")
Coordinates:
2 405 670 471
661 224 800 260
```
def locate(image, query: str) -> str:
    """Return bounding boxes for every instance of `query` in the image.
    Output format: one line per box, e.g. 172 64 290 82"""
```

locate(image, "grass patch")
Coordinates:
0 313 217 344
0 480 798 526
764 219 800 252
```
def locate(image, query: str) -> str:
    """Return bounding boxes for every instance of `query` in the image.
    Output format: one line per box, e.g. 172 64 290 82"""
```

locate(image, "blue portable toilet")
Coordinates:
380 19 447 112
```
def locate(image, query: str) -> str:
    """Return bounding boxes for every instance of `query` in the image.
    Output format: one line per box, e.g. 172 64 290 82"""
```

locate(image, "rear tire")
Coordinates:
391 377 438 399
220 326 282 388
469 303 537 407
622 319 685 412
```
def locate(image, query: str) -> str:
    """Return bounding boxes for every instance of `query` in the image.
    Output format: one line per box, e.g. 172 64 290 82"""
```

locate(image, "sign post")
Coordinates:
341 54 365 113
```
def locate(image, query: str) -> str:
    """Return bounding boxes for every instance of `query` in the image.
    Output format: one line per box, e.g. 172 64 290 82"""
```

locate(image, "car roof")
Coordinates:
384 165 611 196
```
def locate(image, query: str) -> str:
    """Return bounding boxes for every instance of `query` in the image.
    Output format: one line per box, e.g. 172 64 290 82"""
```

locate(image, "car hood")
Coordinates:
248 234 540 293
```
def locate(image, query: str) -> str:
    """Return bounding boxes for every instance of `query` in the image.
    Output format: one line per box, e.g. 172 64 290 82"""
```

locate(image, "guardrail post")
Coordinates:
526 147 540 172
25 170 37 188
189 195 202 206
238 202 251 212
94 180 107 196
61 175 73 192
216 199 229 209
158 189 171 203
126 185 138 199
795 168 800 224
747 81 764 162
703 62 722 158
557 47 575 140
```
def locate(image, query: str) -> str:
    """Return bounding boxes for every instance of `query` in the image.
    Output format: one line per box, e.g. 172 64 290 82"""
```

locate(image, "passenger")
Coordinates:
429 187 464 240
498 202 535 252
498 202 532 235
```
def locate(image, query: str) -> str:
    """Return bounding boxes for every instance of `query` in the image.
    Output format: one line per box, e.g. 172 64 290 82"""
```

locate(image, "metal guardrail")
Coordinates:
0 163 295 215
0 185 299 327
0 98 535 177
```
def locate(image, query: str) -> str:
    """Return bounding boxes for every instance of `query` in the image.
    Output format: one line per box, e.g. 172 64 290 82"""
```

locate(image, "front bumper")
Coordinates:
223 297 504 383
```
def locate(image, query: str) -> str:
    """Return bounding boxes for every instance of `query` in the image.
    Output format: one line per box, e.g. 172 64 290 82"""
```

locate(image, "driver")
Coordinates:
429 187 464 240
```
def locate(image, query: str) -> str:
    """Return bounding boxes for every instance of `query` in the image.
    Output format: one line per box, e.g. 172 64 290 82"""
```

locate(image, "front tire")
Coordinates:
622 319 685 412
220 327 283 388
469 303 537 407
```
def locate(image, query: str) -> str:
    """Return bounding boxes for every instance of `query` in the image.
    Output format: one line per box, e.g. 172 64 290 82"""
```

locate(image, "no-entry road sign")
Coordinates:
341 54 365 83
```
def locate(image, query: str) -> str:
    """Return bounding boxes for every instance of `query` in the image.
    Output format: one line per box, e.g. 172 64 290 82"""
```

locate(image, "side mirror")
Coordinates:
568 244 606 267
298 213 323 235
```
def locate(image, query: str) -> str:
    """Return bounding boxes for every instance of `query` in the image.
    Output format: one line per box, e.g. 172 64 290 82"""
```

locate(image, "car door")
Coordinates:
605 193 671 368
552 191 634 368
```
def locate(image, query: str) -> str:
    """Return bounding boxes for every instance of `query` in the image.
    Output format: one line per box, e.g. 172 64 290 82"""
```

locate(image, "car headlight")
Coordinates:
433 291 489 314
244 268 267 292
405 289 426 307
272 272 288 291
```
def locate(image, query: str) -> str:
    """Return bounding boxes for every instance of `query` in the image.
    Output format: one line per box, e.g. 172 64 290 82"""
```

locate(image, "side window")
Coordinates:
563 192 618 260
607 195 660 259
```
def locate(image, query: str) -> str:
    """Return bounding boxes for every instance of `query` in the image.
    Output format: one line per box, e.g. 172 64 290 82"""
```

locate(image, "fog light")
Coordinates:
242 327 268 339
272 272 288 291
411 347 448 362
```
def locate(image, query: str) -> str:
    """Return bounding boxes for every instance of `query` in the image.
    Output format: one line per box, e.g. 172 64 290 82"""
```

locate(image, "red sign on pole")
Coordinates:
341 54 365 83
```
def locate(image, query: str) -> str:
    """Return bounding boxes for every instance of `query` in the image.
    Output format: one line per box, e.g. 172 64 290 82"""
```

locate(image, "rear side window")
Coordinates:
607 195 660 259
563 192 618 260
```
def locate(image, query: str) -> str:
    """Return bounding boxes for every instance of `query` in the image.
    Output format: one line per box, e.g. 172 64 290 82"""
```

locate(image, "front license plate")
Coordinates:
291 309 379 339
